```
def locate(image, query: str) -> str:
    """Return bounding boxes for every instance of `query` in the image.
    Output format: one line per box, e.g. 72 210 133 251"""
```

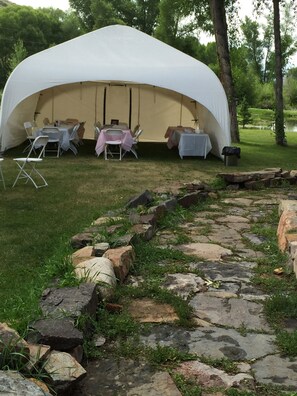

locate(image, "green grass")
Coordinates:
0 130 297 331
240 108 297 130
2 130 297 395
1 129 297 339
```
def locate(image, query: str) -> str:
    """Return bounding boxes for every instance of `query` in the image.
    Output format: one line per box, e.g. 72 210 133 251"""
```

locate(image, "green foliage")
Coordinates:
265 292 297 323
171 372 202 396
284 73 297 108
199 355 239 374
276 330 297 357
7 39 27 73
95 307 141 340
255 83 275 109
70 0 160 35
0 5 81 88
0 338 28 371
239 97 253 128
209 176 227 190
145 344 195 366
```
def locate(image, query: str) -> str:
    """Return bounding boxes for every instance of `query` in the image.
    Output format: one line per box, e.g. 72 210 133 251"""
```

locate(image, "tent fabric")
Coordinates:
0 24 231 157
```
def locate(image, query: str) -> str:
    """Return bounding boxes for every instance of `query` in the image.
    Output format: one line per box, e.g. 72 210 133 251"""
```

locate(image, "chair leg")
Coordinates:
13 162 48 189
0 164 6 190
130 147 138 159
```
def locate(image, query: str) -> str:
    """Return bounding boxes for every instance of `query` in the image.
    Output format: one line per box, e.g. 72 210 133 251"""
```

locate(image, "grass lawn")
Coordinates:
1 129 297 332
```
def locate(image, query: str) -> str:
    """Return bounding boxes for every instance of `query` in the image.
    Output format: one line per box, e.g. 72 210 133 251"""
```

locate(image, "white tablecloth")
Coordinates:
36 124 77 154
174 131 212 159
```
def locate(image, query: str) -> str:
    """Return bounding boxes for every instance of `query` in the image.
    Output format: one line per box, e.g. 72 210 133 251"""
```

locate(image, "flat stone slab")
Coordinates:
174 360 253 389
207 225 244 245
162 273 205 300
140 324 277 361
189 294 271 332
216 215 250 223
72 357 181 396
222 198 254 206
127 372 182 395
252 354 297 390
177 243 232 261
127 298 179 323
189 261 256 283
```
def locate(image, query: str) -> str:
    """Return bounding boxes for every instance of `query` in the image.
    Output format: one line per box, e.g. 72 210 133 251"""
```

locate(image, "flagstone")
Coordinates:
177 242 232 261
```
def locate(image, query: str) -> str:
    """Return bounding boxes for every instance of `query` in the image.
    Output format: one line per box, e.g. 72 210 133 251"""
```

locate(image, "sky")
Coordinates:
12 0 70 10
12 0 253 14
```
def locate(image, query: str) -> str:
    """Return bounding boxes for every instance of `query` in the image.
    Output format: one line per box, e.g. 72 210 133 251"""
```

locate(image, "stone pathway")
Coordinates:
73 191 297 395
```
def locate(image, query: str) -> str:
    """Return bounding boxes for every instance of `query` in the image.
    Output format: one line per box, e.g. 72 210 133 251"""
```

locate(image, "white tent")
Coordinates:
0 24 231 157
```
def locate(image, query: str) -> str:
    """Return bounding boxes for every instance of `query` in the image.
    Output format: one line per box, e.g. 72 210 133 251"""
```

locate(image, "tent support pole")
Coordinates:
129 88 132 129
103 87 106 125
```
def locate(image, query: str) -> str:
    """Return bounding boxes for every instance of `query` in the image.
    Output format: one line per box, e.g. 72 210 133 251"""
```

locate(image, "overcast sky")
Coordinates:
12 0 253 15
12 0 70 10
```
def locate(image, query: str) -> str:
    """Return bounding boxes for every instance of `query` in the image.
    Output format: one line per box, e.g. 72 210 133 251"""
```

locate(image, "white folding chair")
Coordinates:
12 136 49 189
23 122 36 154
104 129 124 160
0 158 6 190
41 127 63 157
123 129 143 159
68 123 80 155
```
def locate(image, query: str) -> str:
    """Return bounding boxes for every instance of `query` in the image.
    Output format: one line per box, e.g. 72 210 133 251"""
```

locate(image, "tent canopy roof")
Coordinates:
0 24 230 154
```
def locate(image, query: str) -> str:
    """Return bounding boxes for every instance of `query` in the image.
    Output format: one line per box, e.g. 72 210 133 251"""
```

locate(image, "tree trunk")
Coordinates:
209 0 239 143
273 0 286 145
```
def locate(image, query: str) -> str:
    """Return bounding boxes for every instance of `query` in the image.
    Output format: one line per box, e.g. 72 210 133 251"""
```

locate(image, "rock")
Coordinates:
252 354 297 389
116 234 135 246
189 295 271 332
162 273 205 300
74 257 116 300
218 169 282 184
223 198 253 206
94 242 110 256
71 246 94 265
277 207 297 251
140 213 157 227
0 323 30 361
242 232 267 245
174 360 253 389
216 215 249 223
177 242 232 261
244 178 271 189
103 245 135 283
40 283 98 320
0 371 51 395
177 191 208 208
126 190 153 208
278 199 297 215
131 223 155 242
44 350 87 393
163 198 178 212
140 325 277 361
28 318 83 351
70 232 94 249
127 298 179 323
147 204 167 220
26 343 51 371
189 261 256 283
127 371 182 396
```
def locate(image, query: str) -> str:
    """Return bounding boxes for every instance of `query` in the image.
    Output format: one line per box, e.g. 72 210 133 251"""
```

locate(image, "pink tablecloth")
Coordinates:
165 126 195 149
95 129 134 157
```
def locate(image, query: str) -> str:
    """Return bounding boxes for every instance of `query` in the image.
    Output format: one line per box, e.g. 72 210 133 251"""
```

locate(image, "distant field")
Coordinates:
238 108 297 130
